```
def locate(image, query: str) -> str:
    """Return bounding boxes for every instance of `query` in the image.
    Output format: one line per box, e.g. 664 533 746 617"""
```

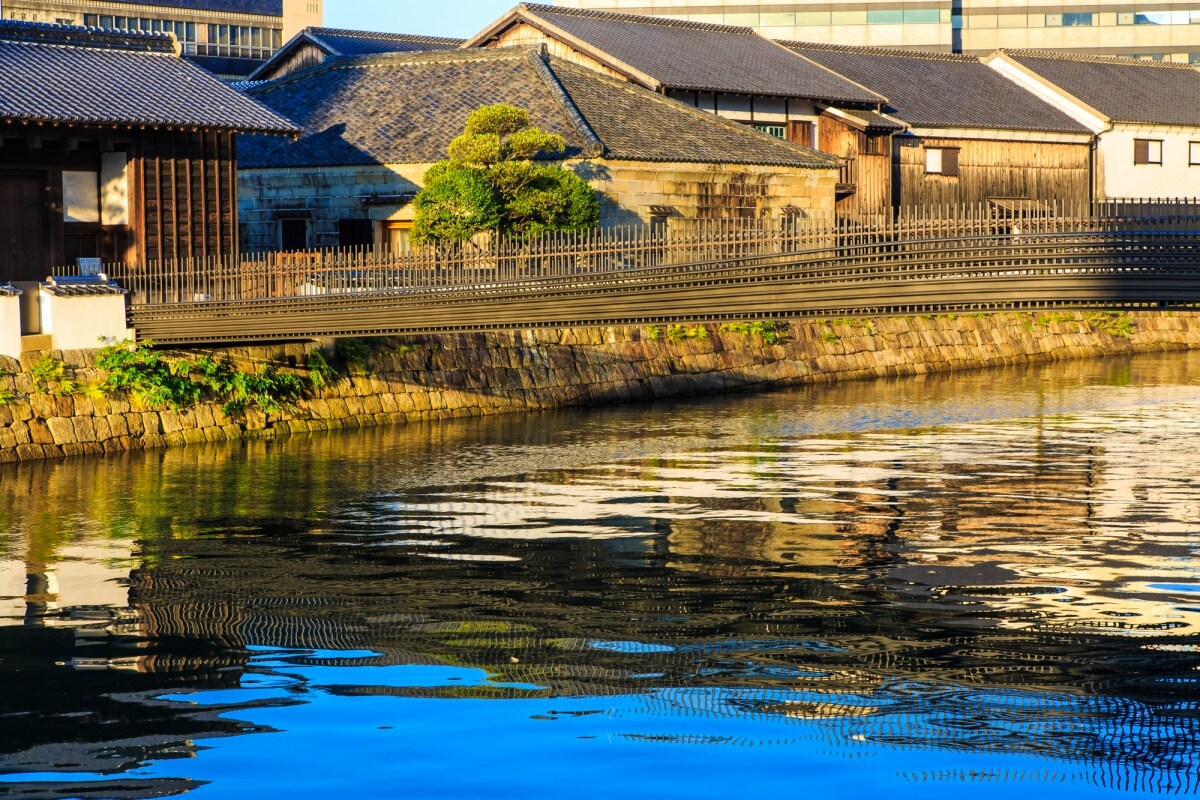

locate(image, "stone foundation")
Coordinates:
1 311 1198 464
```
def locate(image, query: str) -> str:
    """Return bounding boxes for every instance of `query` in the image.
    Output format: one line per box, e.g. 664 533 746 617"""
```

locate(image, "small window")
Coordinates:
1189 142 1200 166
752 124 786 139
338 219 374 248
1047 11 1093 26
387 222 413 253
279 218 309 251
925 147 959 176
1134 139 1163 165
863 132 889 156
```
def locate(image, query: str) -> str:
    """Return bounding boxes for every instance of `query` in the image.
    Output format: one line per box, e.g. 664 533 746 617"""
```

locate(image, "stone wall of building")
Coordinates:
1 311 1198 463
238 160 839 251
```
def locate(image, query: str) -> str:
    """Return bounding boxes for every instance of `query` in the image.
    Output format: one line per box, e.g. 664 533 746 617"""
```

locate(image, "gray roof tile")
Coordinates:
240 46 839 170
473 4 884 105
1003 50 1200 127
306 28 464 56
0 20 299 134
787 43 1090 134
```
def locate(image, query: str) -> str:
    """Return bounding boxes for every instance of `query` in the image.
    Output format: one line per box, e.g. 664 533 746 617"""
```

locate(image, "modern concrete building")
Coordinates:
0 0 323 77
556 0 1200 61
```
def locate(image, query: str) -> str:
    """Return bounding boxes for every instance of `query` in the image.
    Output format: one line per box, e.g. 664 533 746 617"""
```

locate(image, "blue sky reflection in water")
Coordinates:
3 353 1200 798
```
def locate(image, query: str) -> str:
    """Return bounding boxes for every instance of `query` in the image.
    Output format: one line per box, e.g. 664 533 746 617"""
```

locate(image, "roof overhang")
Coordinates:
903 125 1092 144
249 29 329 80
983 51 1110 133
462 6 665 91
0 115 300 138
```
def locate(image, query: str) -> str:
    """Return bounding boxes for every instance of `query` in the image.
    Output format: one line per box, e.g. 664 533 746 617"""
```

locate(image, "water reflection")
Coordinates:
3 353 1200 798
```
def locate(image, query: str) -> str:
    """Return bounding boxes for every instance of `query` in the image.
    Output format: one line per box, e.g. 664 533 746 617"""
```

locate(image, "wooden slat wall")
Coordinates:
819 114 892 224
137 131 238 264
899 137 1091 208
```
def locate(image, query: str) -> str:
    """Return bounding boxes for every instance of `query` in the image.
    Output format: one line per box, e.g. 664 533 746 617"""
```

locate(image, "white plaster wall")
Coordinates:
0 294 22 360
1100 126 1200 200
38 293 129 351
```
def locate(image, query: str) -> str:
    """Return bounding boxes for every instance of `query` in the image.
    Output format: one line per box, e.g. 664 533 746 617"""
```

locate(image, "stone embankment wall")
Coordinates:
1 311 1198 463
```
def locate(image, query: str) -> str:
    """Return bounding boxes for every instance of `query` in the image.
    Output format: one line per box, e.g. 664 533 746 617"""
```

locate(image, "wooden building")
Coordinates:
248 27 463 82
987 50 1200 202
463 3 887 159
0 20 297 286
786 43 1094 216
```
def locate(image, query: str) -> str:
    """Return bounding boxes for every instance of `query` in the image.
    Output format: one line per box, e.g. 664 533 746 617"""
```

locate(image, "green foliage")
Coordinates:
335 338 373 371
665 324 709 343
94 340 306 417
719 320 789 345
821 331 841 343
51 380 81 398
29 356 66 394
645 325 663 342
411 165 503 244
412 104 599 244
96 340 202 410
307 350 336 391
1086 311 1136 339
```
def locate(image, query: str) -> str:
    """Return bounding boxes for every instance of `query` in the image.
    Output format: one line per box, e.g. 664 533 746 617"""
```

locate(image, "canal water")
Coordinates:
3 352 1200 799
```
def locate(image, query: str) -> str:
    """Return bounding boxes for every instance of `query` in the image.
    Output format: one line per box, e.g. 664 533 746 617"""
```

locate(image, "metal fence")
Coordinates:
58 199 1200 345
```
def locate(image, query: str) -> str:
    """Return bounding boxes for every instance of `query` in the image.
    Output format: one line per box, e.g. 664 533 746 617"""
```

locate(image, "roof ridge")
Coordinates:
0 18 176 53
546 55 840 168
519 2 758 36
782 40 976 62
527 49 605 158
307 27 464 45
249 45 538 93
1002 48 1198 69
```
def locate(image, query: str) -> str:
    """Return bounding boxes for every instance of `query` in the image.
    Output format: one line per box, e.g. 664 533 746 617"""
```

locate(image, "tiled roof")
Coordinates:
1001 50 1200 127
787 42 1091 134
240 46 838 170
307 28 464 56
467 3 885 105
104 0 283 15
249 26 464 80
548 57 838 168
0 20 299 134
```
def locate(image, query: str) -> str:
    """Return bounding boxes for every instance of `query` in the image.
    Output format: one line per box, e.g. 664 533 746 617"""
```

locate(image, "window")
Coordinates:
1189 142 1200 166
863 132 889 156
752 124 786 139
386 222 413 253
867 9 904 24
1134 139 1163 165
1046 12 1093 26
279 219 309 251
338 219 374 248
925 147 959 176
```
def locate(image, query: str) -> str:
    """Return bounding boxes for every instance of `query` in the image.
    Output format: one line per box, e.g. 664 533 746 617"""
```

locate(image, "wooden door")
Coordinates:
0 173 49 282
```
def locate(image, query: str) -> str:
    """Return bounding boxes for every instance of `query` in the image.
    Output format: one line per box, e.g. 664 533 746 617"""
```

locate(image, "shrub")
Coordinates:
411 104 599 244
719 320 789 345
29 356 66 394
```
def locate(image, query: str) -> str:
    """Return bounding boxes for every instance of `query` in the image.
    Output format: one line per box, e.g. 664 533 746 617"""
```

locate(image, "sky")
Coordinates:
324 0 520 38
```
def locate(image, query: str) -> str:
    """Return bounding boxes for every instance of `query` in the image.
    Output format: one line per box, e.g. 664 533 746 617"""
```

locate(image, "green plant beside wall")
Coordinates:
95 340 306 417
719 321 790 345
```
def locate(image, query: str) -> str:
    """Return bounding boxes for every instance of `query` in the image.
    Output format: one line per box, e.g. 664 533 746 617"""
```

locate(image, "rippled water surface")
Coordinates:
4 353 1200 799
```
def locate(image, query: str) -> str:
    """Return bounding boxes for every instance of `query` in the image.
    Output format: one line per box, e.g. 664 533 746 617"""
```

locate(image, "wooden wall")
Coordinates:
896 135 1091 209
0 125 239 280
137 130 239 263
818 114 892 223
484 23 631 81
254 42 327 81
